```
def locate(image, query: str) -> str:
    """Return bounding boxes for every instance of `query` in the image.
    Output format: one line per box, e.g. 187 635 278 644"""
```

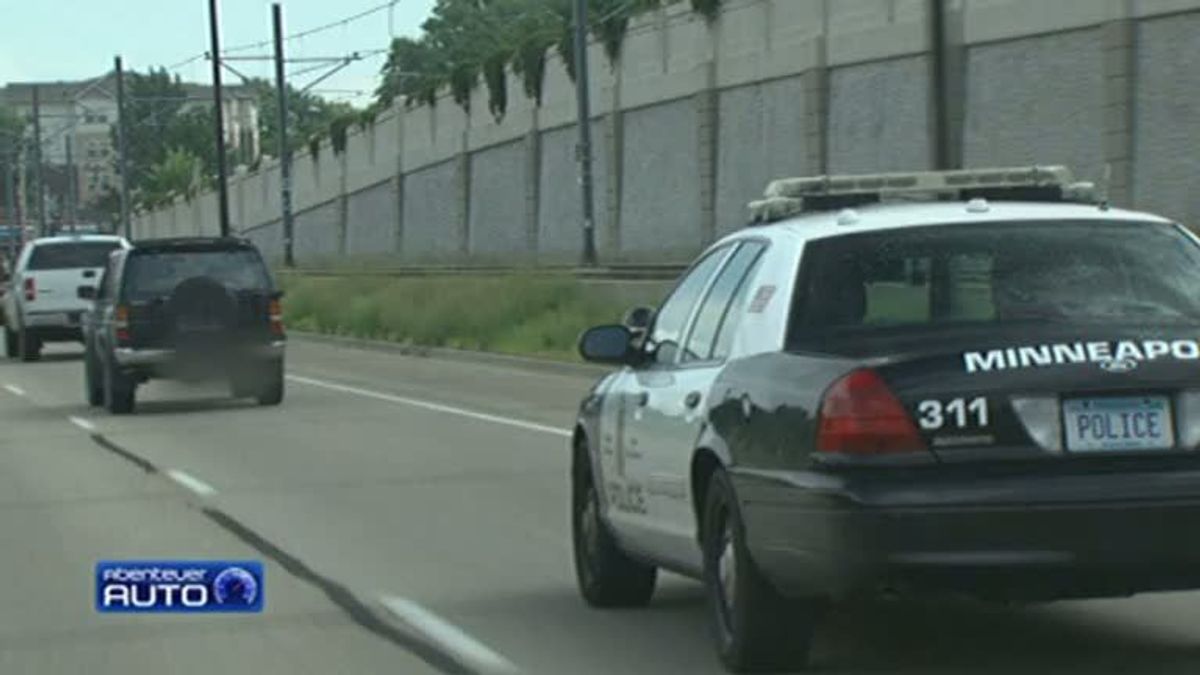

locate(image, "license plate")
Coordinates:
1062 396 1174 452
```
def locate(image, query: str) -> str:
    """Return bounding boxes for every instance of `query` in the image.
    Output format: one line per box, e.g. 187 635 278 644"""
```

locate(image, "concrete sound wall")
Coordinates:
131 0 1200 265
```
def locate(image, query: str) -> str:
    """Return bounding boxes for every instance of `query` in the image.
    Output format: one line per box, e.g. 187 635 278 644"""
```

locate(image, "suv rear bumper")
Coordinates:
114 340 286 367
734 464 1200 602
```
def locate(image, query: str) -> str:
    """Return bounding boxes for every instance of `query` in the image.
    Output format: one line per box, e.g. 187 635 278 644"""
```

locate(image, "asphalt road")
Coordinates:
3 338 1200 674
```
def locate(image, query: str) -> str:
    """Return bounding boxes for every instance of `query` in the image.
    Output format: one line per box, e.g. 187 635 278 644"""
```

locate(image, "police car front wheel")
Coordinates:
571 441 656 608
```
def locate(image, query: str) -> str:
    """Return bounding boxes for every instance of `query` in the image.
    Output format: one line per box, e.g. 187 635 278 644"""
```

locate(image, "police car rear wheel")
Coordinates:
572 442 656 608
702 468 822 672
4 327 17 358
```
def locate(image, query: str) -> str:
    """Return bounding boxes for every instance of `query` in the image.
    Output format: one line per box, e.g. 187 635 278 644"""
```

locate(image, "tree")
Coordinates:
137 147 207 209
373 0 703 118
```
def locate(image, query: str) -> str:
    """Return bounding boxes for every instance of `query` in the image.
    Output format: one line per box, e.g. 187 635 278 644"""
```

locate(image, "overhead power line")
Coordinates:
223 0 400 54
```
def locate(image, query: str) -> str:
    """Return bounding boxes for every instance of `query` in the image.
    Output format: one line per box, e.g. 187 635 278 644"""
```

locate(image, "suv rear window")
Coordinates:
788 220 1200 353
123 249 272 301
27 242 121 270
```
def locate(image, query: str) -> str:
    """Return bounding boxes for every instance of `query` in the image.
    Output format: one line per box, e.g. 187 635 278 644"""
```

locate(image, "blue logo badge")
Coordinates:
95 560 264 613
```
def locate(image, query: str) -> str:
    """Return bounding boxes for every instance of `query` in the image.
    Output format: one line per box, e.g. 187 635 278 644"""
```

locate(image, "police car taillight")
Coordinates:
23 277 35 302
816 369 926 455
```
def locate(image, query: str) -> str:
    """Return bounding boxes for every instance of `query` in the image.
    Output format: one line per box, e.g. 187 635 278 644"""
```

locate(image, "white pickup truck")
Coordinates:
4 235 131 361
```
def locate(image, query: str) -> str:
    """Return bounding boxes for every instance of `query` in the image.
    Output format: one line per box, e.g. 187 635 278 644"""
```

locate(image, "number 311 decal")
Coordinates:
917 397 989 430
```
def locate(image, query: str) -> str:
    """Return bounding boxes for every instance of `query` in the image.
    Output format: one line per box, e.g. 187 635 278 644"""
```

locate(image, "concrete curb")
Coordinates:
290 331 610 379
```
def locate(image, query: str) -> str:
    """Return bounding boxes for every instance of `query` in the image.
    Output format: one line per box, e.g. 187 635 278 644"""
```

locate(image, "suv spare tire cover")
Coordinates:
167 276 238 343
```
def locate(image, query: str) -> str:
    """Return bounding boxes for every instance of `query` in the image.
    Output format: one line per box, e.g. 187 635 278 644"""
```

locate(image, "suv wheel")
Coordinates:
4 327 16 358
255 359 284 406
571 439 657 607
84 347 103 406
18 329 41 362
102 357 135 415
702 468 824 672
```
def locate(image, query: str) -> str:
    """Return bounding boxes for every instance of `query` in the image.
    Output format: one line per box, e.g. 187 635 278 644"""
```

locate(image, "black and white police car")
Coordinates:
569 166 1200 672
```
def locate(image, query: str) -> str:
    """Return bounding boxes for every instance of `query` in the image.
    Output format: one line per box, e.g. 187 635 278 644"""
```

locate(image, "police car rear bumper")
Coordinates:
115 341 286 367
735 465 1200 602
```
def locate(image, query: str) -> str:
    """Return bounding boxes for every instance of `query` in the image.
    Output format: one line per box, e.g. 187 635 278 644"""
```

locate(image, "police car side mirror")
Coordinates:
77 285 96 300
579 325 638 365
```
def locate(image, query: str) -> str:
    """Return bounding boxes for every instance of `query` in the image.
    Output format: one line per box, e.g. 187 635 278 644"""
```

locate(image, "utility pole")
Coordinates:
115 55 131 239
31 85 46 237
64 134 76 230
571 0 598 267
208 0 231 236
273 3 295 268
3 145 15 259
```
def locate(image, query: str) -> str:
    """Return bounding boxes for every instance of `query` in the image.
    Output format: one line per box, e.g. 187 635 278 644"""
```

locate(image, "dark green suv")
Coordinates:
80 237 286 414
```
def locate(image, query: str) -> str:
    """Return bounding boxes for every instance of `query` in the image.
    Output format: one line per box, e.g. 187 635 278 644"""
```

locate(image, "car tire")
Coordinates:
571 439 657 608
84 347 103 407
18 328 41 362
102 356 135 415
4 327 16 358
255 359 284 406
702 468 824 673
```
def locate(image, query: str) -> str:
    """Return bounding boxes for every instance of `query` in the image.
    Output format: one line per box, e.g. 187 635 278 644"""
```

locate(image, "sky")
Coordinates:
0 0 438 107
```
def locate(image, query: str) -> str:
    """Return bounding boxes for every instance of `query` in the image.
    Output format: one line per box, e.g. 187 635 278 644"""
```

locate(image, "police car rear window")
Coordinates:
26 242 121 270
124 249 271 300
788 220 1200 351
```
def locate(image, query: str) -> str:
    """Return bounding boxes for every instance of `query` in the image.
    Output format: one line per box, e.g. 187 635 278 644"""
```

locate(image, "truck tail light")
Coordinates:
114 305 131 345
268 298 284 337
23 277 35 302
816 369 926 455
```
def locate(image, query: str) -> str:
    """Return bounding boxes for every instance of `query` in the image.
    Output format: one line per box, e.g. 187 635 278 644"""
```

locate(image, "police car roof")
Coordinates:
752 201 1176 244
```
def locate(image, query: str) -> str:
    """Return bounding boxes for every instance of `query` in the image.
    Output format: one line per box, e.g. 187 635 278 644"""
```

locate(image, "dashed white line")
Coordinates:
166 469 217 497
68 416 97 432
378 596 521 675
287 374 572 439
4 384 25 396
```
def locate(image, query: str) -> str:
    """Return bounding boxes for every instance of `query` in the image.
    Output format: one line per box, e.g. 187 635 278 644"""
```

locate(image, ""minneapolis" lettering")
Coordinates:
962 339 1200 373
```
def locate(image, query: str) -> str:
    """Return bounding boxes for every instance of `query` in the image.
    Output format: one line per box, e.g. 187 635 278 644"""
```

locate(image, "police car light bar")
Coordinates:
748 165 1100 223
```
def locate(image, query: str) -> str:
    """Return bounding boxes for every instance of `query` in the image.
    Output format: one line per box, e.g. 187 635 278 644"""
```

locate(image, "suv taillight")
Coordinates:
816 369 926 455
114 305 131 345
268 298 284 337
23 277 35 302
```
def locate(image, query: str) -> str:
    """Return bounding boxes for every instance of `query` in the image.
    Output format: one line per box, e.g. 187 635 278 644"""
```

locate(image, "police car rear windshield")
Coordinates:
27 241 122 270
788 220 1200 352
124 249 272 301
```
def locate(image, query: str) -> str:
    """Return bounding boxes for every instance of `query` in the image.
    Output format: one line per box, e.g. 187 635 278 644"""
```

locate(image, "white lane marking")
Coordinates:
4 384 25 396
287 374 572 439
166 470 218 497
379 595 521 675
68 416 97 432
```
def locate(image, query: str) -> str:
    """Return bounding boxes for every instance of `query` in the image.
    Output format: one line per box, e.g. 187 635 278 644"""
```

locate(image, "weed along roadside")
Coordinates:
275 273 669 362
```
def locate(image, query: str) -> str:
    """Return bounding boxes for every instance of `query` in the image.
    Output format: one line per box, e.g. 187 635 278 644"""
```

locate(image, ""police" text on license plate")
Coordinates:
1062 396 1174 452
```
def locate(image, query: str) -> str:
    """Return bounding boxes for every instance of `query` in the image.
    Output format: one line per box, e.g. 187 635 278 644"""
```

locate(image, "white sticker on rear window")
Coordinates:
963 339 1200 373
